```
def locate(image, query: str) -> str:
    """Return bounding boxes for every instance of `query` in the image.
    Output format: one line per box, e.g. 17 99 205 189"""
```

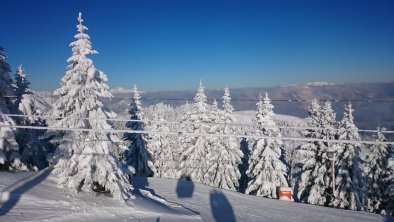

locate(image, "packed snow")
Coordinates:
0 169 392 222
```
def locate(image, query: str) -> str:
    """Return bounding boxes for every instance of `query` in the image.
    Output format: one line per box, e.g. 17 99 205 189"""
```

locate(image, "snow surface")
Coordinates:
0 169 200 222
1 169 392 222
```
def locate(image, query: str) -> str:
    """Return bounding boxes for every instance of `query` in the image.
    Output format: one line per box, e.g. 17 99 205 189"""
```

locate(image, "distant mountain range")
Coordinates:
35 81 394 131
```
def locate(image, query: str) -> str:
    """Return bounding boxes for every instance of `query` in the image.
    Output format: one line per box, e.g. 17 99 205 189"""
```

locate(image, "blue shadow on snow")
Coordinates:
0 168 52 216
176 176 194 198
210 190 236 222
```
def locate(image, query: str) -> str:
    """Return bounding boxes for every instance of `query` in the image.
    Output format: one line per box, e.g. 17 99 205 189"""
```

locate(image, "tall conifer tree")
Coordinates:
124 85 153 176
294 100 338 206
205 91 243 190
145 103 177 178
245 93 288 198
0 46 25 170
179 81 211 184
51 13 132 200
331 103 364 210
365 128 391 214
13 65 48 170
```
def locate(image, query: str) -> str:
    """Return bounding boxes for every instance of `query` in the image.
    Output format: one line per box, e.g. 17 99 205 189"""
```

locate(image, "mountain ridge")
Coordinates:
34 81 394 130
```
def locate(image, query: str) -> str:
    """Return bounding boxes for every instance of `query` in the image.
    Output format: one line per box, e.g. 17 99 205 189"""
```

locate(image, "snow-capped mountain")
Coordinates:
33 81 394 131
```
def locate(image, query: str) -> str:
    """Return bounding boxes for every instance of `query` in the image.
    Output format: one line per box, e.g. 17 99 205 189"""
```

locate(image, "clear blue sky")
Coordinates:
2 0 394 91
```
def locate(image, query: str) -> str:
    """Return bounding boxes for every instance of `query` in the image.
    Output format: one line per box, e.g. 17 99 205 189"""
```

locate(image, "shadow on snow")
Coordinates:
0 168 52 216
132 176 200 217
210 190 236 222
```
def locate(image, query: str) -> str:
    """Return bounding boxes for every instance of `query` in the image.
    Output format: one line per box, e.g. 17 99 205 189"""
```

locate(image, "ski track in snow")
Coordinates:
0 170 393 222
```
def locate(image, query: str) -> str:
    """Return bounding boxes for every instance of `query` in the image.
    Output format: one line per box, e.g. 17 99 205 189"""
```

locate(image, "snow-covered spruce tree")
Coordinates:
13 65 48 170
293 99 321 202
0 46 26 170
144 101 177 123
365 128 391 214
210 88 242 190
50 13 132 200
219 88 243 190
13 65 31 104
238 137 250 193
179 81 211 183
209 99 220 120
124 85 153 176
145 103 178 178
307 101 337 206
383 151 394 215
294 100 337 205
331 102 364 210
205 93 243 190
204 99 222 185
245 93 288 198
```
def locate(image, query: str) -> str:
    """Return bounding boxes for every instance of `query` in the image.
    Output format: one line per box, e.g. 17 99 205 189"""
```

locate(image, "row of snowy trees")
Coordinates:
294 100 363 209
131 82 393 214
127 81 288 197
178 82 244 190
293 99 394 214
1 12 393 215
0 46 22 170
1 47 48 171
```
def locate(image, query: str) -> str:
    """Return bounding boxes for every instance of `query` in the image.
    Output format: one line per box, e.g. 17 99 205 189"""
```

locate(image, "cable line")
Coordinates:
3 113 394 134
1 123 393 146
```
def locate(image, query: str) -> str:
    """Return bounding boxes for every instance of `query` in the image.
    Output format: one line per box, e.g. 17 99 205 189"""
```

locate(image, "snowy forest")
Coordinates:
1 12 394 216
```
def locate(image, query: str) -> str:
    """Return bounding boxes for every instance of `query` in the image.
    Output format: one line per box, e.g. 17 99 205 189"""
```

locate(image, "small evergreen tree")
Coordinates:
215 88 243 190
13 65 31 103
205 99 222 185
383 150 394 215
294 100 337 206
308 101 337 206
145 103 178 178
365 128 391 214
205 89 243 190
331 102 364 210
0 46 25 170
238 136 250 193
245 93 288 198
124 85 153 176
50 13 132 200
294 99 321 202
13 65 48 170
179 80 211 183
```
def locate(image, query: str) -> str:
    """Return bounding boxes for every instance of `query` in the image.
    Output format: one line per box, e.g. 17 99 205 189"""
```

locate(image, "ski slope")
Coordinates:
0 169 393 222
146 177 392 222
0 169 200 222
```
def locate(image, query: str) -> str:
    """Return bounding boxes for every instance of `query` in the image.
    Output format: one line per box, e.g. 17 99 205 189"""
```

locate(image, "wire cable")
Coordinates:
101 96 394 103
1 123 393 146
3 113 394 134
